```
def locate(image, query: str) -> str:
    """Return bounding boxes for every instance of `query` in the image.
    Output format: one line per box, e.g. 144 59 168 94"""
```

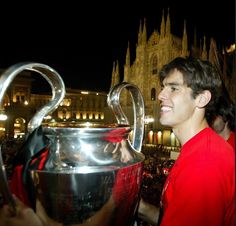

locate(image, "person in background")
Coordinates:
209 93 235 149
138 57 235 226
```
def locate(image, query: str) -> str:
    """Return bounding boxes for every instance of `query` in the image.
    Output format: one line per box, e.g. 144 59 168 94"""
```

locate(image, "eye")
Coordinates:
171 86 178 92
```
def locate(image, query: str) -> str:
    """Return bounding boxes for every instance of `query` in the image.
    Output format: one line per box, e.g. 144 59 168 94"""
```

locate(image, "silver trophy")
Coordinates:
0 63 145 226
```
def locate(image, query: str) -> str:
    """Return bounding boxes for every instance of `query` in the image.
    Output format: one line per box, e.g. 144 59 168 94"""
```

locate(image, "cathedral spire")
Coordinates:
208 38 215 63
115 60 120 78
160 10 165 38
112 61 115 74
209 38 220 72
124 42 131 83
110 61 120 89
181 20 188 57
193 27 197 47
201 35 207 60
199 38 202 56
142 18 147 44
191 26 198 57
110 61 116 89
125 42 130 66
138 20 142 45
165 8 171 36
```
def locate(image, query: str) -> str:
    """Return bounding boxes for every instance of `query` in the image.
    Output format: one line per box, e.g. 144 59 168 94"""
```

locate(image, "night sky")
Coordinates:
0 1 234 93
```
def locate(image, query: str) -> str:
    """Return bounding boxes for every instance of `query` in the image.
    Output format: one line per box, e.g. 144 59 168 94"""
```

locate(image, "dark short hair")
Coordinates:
159 57 222 119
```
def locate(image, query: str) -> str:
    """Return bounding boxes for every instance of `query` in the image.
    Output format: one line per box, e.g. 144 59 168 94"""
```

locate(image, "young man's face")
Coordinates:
158 69 197 129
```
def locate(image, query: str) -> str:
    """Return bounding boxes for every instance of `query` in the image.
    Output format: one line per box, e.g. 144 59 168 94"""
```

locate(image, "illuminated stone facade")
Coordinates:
110 10 235 145
0 73 108 139
0 11 234 146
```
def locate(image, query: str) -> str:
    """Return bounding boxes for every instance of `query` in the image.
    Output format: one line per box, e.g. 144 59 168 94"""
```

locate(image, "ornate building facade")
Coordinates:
0 72 108 139
0 10 234 148
110 10 235 146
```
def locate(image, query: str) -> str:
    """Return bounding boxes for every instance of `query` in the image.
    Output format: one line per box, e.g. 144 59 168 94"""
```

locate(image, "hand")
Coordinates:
0 195 44 226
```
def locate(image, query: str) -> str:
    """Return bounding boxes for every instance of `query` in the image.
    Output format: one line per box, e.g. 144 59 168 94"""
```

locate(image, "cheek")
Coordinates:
174 95 193 110
175 106 192 119
173 97 195 118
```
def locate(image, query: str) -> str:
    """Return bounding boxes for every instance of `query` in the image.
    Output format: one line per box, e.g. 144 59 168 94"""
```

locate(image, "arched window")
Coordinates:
3 94 10 106
62 108 67 119
14 117 26 138
152 55 157 74
151 88 156 101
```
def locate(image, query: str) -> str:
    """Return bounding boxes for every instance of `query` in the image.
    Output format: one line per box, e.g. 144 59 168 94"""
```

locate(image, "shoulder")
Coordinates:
199 128 234 156
178 128 234 176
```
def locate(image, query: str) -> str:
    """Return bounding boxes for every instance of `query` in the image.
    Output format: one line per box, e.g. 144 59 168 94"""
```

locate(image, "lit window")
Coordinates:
151 88 156 101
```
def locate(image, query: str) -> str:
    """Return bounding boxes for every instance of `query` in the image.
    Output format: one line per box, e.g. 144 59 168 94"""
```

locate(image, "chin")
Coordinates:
160 119 172 127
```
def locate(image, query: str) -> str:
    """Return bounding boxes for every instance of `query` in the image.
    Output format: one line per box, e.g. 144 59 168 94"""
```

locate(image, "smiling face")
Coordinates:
158 69 197 129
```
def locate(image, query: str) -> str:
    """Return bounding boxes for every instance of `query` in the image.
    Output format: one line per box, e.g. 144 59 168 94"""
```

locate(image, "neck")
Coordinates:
173 118 209 146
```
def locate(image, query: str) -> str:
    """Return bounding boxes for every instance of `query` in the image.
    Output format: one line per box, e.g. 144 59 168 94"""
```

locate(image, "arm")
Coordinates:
0 196 44 226
0 195 115 226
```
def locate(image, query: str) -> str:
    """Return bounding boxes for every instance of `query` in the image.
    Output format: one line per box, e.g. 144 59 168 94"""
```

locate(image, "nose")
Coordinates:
158 88 167 101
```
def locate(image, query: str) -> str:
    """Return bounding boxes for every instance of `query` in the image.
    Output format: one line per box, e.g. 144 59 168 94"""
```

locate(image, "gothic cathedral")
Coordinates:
110 9 235 136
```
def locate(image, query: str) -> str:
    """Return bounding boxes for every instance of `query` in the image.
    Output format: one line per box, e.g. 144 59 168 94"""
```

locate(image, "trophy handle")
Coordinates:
0 62 65 134
107 82 145 152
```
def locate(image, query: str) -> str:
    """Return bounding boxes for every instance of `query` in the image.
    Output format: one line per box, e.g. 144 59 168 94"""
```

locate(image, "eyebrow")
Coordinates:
162 82 183 86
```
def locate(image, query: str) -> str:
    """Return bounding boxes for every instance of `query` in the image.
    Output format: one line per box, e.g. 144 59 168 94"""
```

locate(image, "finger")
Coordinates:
0 205 13 226
8 208 44 226
0 204 14 217
12 195 25 208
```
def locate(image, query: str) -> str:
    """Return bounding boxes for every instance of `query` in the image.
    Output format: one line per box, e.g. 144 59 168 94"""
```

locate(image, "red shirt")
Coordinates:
227 131 235 149
161 128 235 226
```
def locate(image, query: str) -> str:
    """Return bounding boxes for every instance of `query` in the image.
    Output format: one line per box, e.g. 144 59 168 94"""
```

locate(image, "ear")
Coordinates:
196 90 211 108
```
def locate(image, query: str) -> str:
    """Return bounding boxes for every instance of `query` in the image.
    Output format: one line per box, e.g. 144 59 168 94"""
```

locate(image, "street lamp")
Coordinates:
0 111 7 121
144 116 154 144
144 116 154 124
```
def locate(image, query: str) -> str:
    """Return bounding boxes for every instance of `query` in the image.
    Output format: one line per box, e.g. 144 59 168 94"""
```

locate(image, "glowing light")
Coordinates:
144 116 154 124
157 131 162 144
171 132 176 146
148 130 154 144
44 115 52 120
24 100 29 105
226 44 235 53
85 122 91 127
0 113 7 121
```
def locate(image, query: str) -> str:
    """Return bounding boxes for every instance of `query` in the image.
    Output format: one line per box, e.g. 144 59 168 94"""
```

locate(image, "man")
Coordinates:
209 94 235 149
0 57 235 226
139 57 235 226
